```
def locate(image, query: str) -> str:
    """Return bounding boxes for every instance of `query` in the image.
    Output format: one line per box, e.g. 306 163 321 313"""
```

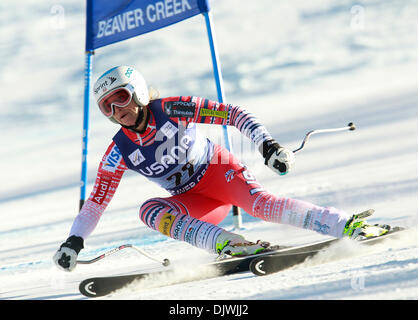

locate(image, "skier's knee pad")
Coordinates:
139 198 169 229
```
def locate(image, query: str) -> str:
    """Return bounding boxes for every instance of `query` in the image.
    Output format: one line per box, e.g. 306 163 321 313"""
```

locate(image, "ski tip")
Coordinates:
387 226 407 233
357 209 375 219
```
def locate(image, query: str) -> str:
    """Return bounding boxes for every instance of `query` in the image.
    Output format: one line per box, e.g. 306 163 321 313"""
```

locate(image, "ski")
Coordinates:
79 238 342 298
79 227 406 297
77 235 360 298
79 244 285 298
250 227 406 276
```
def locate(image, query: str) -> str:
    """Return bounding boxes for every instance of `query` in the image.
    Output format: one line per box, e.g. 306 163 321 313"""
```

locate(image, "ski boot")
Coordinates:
343 209 391 240
215 231 271 259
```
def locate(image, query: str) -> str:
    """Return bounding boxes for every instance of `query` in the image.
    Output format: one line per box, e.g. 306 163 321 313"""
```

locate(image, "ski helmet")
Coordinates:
93 66 150 125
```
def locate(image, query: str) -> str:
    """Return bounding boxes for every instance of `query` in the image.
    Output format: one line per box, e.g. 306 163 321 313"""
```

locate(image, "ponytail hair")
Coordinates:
148 86 160 101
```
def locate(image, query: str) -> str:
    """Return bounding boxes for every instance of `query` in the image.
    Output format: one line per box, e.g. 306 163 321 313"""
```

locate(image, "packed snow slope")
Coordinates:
0 0 417 300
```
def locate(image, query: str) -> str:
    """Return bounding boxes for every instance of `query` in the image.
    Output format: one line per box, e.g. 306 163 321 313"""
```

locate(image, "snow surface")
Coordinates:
1 0 418 301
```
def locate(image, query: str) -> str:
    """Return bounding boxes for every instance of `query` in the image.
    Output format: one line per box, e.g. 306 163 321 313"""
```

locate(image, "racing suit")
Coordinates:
69 96 350 252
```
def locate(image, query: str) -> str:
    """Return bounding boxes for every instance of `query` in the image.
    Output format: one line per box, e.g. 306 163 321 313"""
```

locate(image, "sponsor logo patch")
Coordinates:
92 175 112 205
102 145 122 173
128 149 146 166
199 108 228 119
108 76 117 85
164 101 196 118
158 213 176 236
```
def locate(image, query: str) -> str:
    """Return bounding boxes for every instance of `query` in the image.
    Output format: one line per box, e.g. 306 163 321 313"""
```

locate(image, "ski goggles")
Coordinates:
97 84 135 118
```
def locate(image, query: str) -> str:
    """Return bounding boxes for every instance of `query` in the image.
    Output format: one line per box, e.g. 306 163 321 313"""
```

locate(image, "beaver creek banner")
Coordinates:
86 0 210 50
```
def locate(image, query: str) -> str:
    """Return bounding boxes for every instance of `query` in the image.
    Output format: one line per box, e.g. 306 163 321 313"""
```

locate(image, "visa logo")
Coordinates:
102 145 122 172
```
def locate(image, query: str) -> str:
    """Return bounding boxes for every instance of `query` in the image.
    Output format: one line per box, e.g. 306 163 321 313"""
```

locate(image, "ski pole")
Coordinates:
293 122 356 153
76 244 170 267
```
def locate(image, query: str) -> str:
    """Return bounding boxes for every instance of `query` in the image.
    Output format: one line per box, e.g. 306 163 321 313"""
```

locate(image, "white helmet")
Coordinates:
93 66 149 125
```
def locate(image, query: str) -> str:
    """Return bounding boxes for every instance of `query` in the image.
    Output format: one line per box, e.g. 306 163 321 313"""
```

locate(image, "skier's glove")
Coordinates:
53 235 84 272
261 140 295 175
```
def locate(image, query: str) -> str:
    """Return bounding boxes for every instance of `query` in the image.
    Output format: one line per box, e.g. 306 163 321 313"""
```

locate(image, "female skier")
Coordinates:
54 66 390 271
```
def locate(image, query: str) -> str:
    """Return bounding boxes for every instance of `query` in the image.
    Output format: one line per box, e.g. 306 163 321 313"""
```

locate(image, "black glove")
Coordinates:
260 139 295 175
53 235 84 272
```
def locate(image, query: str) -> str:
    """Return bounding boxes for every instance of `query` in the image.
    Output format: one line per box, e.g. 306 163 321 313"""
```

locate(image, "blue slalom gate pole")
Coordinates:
203 11 242 229
203 11 231 150
79 50 94 211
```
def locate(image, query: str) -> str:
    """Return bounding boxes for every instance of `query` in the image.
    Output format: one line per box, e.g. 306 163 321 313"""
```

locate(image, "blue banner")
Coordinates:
86 0 210 50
